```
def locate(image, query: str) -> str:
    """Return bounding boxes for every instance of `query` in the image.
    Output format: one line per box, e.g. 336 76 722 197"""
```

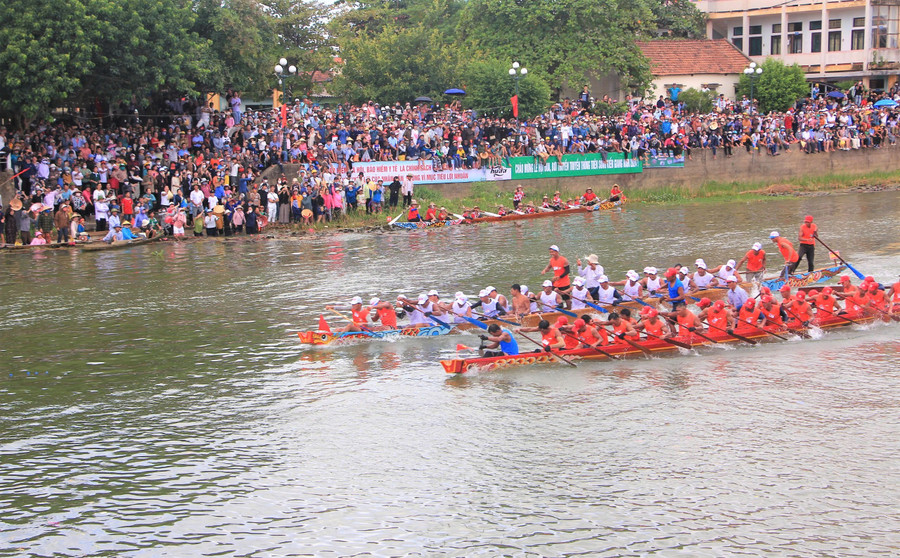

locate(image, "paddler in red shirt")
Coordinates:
609 183 623 202
325 296 370 332
736 241 767 283
770 231 800 277
886 275 900 314
571 318 605 348
635 307 671 339
367 297 398 330
406 199 421 222
541 244 572 303
673 304 704 338
797 215 818 273
785 291 814 326
516 319 566 352
424 202 437 221
699 300 737 332
580 187 599 206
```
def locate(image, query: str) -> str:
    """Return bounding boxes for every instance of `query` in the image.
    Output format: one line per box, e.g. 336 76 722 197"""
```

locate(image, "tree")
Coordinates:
0 0 100 121
261 0 333 98
331 24 458 104
678 88 714 113
459 58 551 119
650 0 707 39
737 58 809 113
456 0 655 95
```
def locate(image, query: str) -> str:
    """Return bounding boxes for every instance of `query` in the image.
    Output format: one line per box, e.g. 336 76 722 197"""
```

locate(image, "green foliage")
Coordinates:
589 101 628 117
650 0 707 39
737 58 809 113
332 24 458 104
678 88 714 113
833 79 856 91
459 59 551 119
456 0 654 94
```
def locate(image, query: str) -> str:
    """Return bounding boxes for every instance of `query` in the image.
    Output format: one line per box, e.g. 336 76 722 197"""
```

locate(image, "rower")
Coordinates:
664 267 687 310
571 318 605 348
509 284 532 318
425 290 447 316
516 319 565 352
569 277 593 310
575 254 604 300
542 245 572 303
486 286 511 315
758 295 784 328
496 204 509 217
580 187 599 207
864 281 888 312
610 270 643 301
549 191 563 211
521 285 540 314
635 307 671 339
690 259 716 291
594 275 621 306
424 202 437 221
541 195 552 210
725 276 749 310
736 242 767 284
596 312 639 343
786 291 814 326
709 259 742 286
737 298 765 328
554 316 581 349
676 266 690 284
641 267 664 294
396 293 431 326
700 300 737 331
770 231 799 277
809 286 840 321
538 280 563 311
609 183 623 202
325 296 371 332
473 288 503 317
407 199 421 222
449 292 473 323
674 304 705 337
579 314 610 345
619 308 640 337
886 274 900 314
367 297 398 330
479 324 519 357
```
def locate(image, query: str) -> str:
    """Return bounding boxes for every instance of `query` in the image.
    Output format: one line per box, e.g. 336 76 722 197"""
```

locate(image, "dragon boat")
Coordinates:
297 323 453 345
390 219 464 230
467 197 625 224
761 264 847 291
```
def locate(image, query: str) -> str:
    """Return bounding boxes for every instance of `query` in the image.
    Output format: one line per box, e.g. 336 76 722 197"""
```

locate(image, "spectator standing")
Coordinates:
401 174 414 207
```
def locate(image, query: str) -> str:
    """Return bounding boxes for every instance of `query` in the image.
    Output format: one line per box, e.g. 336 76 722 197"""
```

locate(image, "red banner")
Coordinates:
281 104 287 127
511 95 519 118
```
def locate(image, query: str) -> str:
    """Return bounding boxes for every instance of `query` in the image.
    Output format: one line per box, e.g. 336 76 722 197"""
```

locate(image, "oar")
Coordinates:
452 213 467 220
663 315 719 344
570 296 610 314
702 320 758 345
537 299 578 318
558 330 620 360
640 330 693 350
515 331 578 367
814 237 865 280
482 210 502 217
470 310 521 327
326 308 378 337
863 304 900 322
388 212 404 225
741 321 790 341
778 305 813 338
424 311 453 329
608 329 653 357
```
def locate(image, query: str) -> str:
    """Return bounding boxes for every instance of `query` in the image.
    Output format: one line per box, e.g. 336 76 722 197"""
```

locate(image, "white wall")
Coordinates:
648 74 743 100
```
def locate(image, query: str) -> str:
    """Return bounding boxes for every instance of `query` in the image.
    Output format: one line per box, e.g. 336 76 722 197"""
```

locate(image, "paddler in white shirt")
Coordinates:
576 253 604 300
641 267 665 294
485 286 510 315
594 275 622 306
610 270 643 301
568 276 594 310
537 280 563 312
472 288 503 317
449 292 472 323
709 259 743 287
396 293 432 327
689 259 716 291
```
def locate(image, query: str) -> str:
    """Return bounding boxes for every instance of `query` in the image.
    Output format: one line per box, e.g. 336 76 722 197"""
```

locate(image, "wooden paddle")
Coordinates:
536 299 579 318
326 308 378 337
814 308 865 326
388 212 404 225
814 236 866 280
640 330 693 350
515 331 578 367
663 315 719 344
558 330 620 360
863 304 900 322
702 320 758 345
470 310 521 327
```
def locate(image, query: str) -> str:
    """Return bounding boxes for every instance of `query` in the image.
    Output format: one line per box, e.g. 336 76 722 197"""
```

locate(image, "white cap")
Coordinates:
752 242 762 251
598 275 609 283
486 285 496 293
647 267 657 275
427 289 439 297
626 270 639 281
549 244 559 252
573 277 585 286
697 262 708 270
369 297 380 306
726 259 736 268
521 285 529 294
350 296 363 305
679 266 689 275
770 231 780 238
727 275 738 282
455 293 468 303
396 295 405 301
454 291 465 299
479 288 490 297
542 280 553 288
417 294 428 304
695 258 706 267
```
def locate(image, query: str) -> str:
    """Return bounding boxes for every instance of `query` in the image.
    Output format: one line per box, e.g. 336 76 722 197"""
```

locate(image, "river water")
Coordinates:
1 191 898 556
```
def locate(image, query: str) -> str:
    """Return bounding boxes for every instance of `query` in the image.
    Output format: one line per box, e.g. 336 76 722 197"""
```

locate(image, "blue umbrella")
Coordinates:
827 90 845 98
873 99 897 108
444 88 466 96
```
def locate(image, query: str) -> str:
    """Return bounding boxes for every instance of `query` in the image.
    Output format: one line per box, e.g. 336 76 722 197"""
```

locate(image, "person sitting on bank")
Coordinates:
478 324 519 357
103 224 124 243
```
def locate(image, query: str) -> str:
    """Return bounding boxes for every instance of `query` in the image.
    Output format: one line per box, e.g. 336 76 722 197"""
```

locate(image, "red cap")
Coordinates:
573 318 585 328
780 284 791 293
647 308 659 318
556 316 568 326
761 286 771 295
640 305 651 315
864 276 875 283
698 297 712 308
807 289 819 297
840 275 851 282
868 282 879 291
744 299 755 309
804 215 813 222
713 300 725 310
761 295 774 304
822 287 833 295
665 267 677 278
795 291 806 300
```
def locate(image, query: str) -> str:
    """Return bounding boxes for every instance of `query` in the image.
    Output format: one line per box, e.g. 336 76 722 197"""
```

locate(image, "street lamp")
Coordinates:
743 62 763 114
509 61 527 132
274 57 297 105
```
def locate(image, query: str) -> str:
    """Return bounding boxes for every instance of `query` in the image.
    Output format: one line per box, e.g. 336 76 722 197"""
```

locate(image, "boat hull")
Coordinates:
298 324 453 345
761 265 846 291
390 219 464 230
468 198 625 224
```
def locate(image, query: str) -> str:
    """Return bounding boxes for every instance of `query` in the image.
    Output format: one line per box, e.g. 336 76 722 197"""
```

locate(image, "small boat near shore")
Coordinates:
80 237 153 252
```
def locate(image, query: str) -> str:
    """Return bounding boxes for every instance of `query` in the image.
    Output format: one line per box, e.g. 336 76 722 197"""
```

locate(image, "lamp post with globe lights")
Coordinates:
743 62 763 114
274 57 297 106
509 61 527 133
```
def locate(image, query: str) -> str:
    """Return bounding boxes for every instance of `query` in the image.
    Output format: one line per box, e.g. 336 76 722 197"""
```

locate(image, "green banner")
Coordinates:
508 152 642 180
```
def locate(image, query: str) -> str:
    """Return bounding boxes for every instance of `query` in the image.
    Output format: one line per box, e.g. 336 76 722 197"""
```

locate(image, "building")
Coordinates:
698 0 900 90
637 39 752 98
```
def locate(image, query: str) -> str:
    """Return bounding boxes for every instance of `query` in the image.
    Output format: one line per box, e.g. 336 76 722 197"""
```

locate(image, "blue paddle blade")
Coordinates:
461 315 489 330
845 261 866 281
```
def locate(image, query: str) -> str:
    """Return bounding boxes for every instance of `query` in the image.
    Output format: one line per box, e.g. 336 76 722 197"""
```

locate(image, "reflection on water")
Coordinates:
0 191 898 556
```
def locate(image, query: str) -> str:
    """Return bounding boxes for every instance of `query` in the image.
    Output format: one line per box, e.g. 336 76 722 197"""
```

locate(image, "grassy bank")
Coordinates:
279 169 900 232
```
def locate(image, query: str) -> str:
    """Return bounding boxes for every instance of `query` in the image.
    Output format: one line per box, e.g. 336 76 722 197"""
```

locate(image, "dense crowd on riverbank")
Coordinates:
2 83 899 243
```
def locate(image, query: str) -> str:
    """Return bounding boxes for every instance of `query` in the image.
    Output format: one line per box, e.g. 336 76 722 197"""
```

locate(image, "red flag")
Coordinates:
510 95 519 118
456 344 470 351
318 314 332 333
280 104 287 127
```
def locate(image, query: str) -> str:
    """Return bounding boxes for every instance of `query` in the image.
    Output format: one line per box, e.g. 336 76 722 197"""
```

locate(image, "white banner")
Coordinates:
484 165 511 181
352 160 493 185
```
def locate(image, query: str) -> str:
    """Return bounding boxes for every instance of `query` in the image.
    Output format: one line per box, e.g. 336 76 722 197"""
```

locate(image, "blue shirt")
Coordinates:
667 279 685 302
499 328 519 356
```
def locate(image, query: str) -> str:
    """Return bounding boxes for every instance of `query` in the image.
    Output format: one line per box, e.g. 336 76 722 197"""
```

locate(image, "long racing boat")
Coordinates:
761 264 846 291
467 197 625 224
298 323 453 345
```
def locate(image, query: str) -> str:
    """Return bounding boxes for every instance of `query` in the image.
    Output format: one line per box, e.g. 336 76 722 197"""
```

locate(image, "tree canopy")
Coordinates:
737 59 809 113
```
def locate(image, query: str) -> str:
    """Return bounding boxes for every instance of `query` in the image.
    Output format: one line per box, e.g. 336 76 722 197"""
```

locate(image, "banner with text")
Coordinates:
646 155 685 169
352 160 488 185
508 153 642 180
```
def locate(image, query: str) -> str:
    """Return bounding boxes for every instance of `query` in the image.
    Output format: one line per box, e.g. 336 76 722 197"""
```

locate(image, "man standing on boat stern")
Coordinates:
797 215 818 272
737 242 766 283
542 245 572 304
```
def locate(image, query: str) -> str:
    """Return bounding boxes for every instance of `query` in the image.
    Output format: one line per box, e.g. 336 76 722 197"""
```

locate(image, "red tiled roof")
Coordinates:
637 39 751 76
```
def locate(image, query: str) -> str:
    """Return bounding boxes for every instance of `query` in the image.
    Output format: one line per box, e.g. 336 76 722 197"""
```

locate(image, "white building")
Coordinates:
637 39 751 98
698 0 900 90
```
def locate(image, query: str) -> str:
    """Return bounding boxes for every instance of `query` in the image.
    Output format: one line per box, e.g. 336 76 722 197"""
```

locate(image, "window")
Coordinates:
733 38 743 50
772 23 782 34
771 35 782 54
809 20 822 52
873 15 888 48
749 25 762 35
828 30 842 51
748 24 763 55
732 25 743 50
733 26 743 36
810 21 822 31
788 22 803 53
829 19 841 30
851 17 865 50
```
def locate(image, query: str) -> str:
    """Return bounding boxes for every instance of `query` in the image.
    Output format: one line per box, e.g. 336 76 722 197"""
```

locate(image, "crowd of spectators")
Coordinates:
1 80 899 244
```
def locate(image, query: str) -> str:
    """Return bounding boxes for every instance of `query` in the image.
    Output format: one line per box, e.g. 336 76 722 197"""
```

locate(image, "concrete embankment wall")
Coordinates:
259 147 899 199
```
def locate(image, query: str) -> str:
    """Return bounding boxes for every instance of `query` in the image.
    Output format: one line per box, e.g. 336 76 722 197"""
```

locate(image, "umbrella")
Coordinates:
444 88 466 96
413 96 433 103
873 99 897 108
827 90 846 98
